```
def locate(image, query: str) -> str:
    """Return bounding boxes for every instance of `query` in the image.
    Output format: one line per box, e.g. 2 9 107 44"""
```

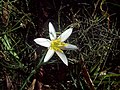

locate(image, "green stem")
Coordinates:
19 52 45 90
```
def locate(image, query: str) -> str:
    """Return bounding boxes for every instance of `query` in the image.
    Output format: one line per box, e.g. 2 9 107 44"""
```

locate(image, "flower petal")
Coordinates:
44 49 54 62
58 28 73 42
56 51 68 66
34 38 51 47
49 22 56 40
64 44 78 50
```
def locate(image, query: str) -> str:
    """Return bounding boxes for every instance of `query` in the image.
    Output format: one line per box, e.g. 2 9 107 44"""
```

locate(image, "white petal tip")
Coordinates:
34 38 51 47
58 28 73 42
65 63 68 66
43 49 54 62
56 51 68 66
63 61 68 66
64 44 78 50
49 22 56 40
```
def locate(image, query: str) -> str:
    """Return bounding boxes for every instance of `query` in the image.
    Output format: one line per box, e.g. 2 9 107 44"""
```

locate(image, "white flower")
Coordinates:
34 22 78 66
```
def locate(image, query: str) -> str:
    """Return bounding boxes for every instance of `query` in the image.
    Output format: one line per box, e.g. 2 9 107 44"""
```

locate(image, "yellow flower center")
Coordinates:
50 38 67 52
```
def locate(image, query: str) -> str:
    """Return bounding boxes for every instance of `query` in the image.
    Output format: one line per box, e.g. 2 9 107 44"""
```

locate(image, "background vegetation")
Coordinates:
0 0 120 90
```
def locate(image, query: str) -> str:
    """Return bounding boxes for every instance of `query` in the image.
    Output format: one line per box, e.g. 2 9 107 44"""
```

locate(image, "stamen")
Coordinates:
50 38 67 52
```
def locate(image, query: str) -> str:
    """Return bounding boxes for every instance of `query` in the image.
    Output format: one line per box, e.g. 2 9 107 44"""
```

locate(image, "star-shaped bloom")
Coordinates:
34 22 78 66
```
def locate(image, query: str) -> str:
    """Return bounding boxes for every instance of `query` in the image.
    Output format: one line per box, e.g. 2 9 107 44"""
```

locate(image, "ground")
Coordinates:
0 0 120 90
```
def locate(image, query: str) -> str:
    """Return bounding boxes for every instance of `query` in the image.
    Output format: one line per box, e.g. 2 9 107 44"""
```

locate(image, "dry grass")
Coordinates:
0 0 120 90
